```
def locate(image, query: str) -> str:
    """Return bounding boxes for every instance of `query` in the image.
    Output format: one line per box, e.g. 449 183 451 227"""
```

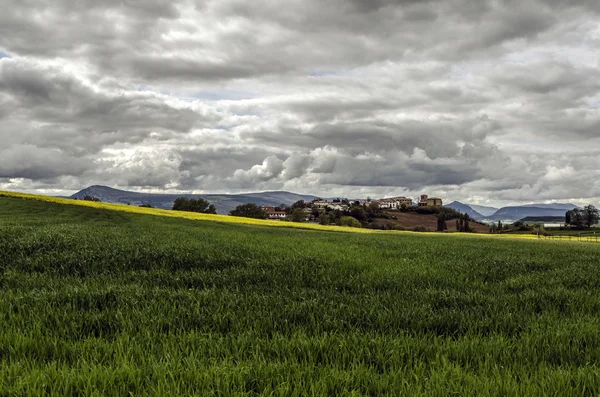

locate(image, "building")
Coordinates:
311 199 330 209
328 204 349 211
262 206 287 220
395 197 413 207
376 197 413 210
377 199 398 209
418 194 443 207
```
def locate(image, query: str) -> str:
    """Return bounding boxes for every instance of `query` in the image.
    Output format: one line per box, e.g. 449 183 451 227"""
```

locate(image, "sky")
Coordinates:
0 0 599 207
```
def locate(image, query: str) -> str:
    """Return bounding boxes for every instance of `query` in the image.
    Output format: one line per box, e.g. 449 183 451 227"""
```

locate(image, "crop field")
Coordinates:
1 195 600 395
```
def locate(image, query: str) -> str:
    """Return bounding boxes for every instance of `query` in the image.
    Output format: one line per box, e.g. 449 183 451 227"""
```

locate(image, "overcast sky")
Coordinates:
1 0 599 207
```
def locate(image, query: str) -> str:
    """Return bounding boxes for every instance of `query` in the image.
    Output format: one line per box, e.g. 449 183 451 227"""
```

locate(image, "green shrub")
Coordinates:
340 216 362 228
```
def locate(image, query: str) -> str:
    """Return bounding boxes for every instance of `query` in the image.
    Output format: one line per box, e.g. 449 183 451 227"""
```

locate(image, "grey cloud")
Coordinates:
0 0 599 206
0 145 90 179
0 58 219 155
230 156 285 188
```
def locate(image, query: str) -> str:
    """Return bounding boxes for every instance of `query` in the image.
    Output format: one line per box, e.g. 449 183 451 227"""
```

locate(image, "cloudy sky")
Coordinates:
1 0 599 207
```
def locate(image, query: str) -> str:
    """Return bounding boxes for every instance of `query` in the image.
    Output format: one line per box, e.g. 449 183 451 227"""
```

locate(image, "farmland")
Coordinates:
1 195 600 396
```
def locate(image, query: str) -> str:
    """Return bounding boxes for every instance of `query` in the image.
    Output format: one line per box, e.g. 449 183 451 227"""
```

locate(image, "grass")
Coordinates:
1 195 600 395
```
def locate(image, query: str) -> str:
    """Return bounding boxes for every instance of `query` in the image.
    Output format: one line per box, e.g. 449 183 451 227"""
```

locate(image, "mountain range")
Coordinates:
70 185 317 214
446 201 579 222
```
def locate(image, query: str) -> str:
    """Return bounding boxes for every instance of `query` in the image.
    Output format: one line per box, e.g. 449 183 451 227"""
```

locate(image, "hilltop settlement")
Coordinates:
233 194 481 232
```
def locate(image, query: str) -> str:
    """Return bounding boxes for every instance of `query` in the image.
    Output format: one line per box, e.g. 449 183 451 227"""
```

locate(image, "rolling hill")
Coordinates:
70 185 317 214
445 201 485 220
446 201 580 222
487 205 577 221
469 204 499 217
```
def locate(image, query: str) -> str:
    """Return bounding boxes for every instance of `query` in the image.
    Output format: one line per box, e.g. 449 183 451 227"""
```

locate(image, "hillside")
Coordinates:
1 195 600 395
469 204 499 217
521 203 579 210
445 201 485 220
488 205 576 221
71 185 317 214
446 201 580 222
380 211 490 233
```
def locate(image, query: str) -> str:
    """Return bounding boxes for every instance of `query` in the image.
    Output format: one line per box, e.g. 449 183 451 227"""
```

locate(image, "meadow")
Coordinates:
1 194 600 396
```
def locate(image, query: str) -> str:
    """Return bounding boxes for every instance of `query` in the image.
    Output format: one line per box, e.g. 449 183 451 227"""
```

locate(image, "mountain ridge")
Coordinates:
446 200 580 222
70 185 317 214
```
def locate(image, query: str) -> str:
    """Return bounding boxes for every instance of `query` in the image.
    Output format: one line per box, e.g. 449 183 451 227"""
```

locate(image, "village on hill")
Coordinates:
251 194 481 232
262 194 443 221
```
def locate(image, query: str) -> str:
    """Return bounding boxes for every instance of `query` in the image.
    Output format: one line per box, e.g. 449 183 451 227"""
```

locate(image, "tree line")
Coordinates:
565 205 599 229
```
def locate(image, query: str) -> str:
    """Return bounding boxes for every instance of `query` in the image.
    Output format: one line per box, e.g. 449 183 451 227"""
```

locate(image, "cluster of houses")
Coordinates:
262 194 443 220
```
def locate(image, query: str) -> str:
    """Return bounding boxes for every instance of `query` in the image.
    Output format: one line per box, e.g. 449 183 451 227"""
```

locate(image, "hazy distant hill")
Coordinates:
70 186 317 214
445 201 579 222
469 204 498 217
445 202 485 220
487 205 578 221
520 203 580 210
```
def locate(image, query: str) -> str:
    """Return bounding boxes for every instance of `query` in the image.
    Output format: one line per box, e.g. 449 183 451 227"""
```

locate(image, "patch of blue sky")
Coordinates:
214 125 232 131
0 49 10 59
191 90 255 101
309 69 345 77
134 86 253 102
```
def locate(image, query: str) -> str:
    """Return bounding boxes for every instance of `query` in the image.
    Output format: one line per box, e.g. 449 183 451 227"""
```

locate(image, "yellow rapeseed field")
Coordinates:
0 190 596 243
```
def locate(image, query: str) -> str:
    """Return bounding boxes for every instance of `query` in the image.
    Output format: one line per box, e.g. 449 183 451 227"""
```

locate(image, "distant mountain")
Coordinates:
519 216 565 223
520 203 580 210
469 204 498 217
445 201 580 223
445 201 485 220
70 185 317 214
487 205 578 221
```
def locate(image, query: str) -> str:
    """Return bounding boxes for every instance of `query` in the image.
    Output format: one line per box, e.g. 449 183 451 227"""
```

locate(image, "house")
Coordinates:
418 194 443 207
377 199 398 209
311 199 330 209
376 197 413 210
395 197 413 207
262 206 287 220
328 204 348 211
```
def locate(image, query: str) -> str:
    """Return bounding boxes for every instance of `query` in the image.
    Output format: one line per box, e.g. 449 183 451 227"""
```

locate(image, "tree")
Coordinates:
83 195 101 202
456 219 460 231
366 202 381 221
437 215 447 232
290 200 306 211
290 208 306 222
463 214 471 233
340 216 362 228
172 197 216 214
497 221 503 231
583 205 599 228
319 213 331 225
329 209 342 225
400 203 408 212
569 209 585 229
229 203 267 219
139 204 153 208
349 206 367 223
565 211 571 225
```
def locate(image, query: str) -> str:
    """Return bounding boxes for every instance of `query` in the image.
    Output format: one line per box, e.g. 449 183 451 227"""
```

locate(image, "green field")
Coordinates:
1 196 600 396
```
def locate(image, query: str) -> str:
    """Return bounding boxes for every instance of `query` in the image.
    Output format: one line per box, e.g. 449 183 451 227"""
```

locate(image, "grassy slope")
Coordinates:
1 190 590 244
1 196 600 395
